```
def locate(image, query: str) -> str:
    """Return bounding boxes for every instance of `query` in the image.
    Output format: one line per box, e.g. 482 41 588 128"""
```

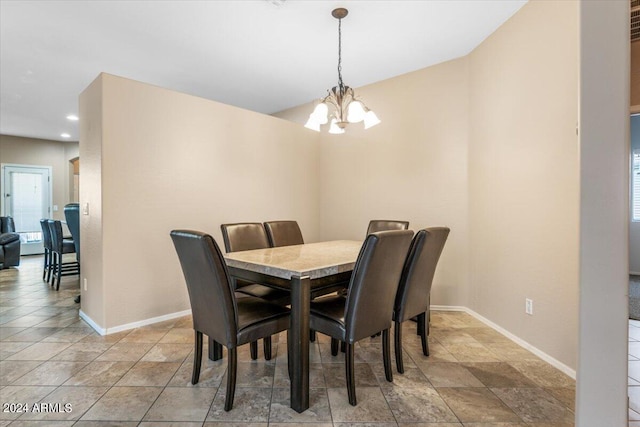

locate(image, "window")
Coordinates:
634 149 640 222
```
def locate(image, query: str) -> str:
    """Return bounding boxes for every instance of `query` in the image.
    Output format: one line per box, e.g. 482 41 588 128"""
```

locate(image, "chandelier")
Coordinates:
304 8 380 134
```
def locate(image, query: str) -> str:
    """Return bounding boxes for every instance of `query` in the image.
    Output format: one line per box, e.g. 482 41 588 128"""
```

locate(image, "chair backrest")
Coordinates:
394 227 450 322
366 220 410 235
344 229 413 343
47 220 65 253
0 216 16 233
264 220 304 247
170 230 238 347
64 203 80 261
40 219 52 250
221 222 270 253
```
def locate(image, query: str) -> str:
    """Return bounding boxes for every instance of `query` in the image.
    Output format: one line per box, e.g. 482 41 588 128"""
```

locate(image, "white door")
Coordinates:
1 164 52 255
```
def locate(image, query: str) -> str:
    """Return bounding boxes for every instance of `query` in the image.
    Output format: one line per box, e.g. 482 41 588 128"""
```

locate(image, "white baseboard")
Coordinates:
431 305 576 379
79 309 192 336
79 310 105 336
631 271 640 276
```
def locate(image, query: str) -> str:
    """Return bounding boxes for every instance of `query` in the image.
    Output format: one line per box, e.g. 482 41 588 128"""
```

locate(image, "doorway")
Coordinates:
1 164 52 255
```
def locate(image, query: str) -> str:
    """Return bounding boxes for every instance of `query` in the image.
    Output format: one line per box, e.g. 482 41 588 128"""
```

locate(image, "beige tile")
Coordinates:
383 385 458 422
119 328 169 343
2 327 62 342
79 330 130 344
463 362 536 388
206 387 272 422
509 361 575 388
491 387 574 423
419 362 485 387
80 386 163 421
143 386 215 422
372 364 432 390
322 362 378 388
63 361 134 386
11 361 88 386
545 387 575 411
327 387 395 423
41 327 92 343
0 385 57 420
159 328 194 343
167 359 226 388
51 342 112 362
115 361 180 386
17 386 108 421
443 342 502 363
268 387 331 423
95 342 153 362
140 343 192 362
436 387 521 423
6 342 72 361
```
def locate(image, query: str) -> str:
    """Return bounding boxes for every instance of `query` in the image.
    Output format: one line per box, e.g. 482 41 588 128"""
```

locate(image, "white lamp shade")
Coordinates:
347 101 366 123
363 110 381 129
328 118 345 134
304 115 321 132
311 102 329 125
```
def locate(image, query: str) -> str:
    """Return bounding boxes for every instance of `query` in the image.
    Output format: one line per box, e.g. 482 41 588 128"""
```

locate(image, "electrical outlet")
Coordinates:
525 298 533 315
83 278 87 291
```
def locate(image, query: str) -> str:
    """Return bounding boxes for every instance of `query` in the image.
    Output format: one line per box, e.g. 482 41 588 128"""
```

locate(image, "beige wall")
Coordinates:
468 0 579 369
0 134 79 221
80 73 320 329
276 0 579 370
79 75 105 327
279 57 471 308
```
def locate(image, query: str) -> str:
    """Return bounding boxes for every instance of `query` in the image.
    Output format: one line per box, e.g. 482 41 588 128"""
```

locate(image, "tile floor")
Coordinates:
0 255 577 426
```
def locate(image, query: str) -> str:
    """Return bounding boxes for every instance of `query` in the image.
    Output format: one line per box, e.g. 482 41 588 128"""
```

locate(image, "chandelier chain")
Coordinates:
337 17 344 90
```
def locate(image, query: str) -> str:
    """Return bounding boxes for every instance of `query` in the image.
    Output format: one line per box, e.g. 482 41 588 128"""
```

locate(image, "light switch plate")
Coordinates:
82 203 89 215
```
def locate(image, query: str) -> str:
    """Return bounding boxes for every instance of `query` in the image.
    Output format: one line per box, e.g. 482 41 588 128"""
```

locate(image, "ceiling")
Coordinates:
0 0 527 142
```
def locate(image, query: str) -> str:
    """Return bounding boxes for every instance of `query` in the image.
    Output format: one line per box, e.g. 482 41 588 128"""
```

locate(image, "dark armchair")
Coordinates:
0 216 20 269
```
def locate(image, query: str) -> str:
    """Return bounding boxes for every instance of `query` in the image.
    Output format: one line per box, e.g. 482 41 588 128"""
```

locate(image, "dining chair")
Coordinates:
393 227 449 373
309 229 413 405
47 219 79 290
264 220 304 247
221 222 290 360
170 230 290 411
40 219 53 283
366 219 410 235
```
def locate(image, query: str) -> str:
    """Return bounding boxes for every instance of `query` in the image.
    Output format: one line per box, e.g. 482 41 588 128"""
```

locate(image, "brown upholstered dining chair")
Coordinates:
220 222 290 360
366 219 410 235
170 230 290 411
47 219 79 290
264 220 304 247
309 230 413 405
393 227 449 373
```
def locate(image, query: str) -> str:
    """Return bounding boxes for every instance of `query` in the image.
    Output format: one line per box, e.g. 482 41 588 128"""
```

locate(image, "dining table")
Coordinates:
221 239 363 413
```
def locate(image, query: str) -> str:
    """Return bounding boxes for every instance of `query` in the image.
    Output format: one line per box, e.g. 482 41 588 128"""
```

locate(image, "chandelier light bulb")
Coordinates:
347 101 366 123
305 8 380 133
328 118 345 134
363 110 381 129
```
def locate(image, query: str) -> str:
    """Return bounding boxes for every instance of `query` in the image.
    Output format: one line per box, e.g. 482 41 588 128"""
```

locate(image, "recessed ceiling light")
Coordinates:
66 114 78 121
61 133 71 138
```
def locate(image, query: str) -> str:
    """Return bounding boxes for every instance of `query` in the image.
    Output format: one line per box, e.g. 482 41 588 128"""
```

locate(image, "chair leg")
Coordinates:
287 330 292 379
418 312 429 356
394 320 404 373
42 250 48 280
382 328 393 382
224 347 237 411
48 252 55 285
209 338 223 361
330 338 339 356
263 336 272 360
341 341 346 353
345 342 356 406
55 255 62 291
250 341 258 360
417 315 423 336
310 329 316 342
192 331 203 384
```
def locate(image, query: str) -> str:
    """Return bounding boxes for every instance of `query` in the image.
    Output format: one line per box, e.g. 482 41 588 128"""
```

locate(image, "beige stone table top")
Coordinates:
224 240 363 280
